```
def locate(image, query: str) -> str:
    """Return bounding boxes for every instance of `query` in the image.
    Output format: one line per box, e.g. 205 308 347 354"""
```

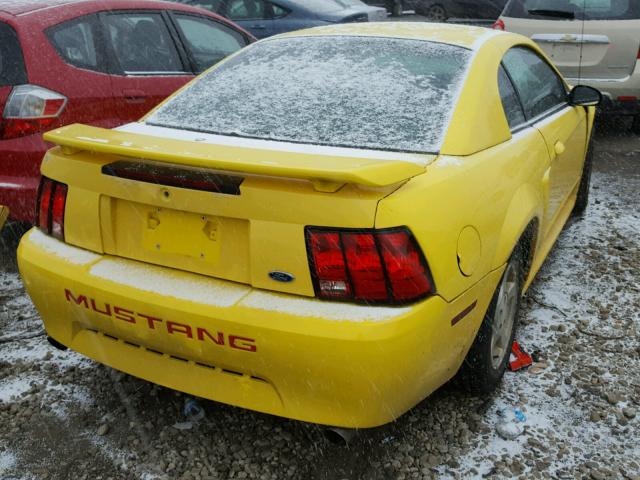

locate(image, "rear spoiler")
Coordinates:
44 124 430 191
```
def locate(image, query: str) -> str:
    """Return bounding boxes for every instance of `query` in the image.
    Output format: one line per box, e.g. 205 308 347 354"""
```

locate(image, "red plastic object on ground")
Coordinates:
509 341 533 371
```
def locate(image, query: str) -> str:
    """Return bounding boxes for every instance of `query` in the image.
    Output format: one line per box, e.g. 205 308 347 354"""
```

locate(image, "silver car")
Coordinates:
496 0 640 131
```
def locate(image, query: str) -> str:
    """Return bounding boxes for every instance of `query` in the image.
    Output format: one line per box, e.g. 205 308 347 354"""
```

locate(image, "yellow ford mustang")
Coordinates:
18 23 600 429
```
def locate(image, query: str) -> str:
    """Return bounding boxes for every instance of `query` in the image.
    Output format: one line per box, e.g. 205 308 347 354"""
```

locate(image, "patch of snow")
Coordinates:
76 136 109 144
0 376 37 402
239 290 411 322
148 36 472 154
434 156 464 168
0 449 16 475
117 123 434 166
27 229 100 266
89 259 250 308
469 28 505 51
1 337 87 369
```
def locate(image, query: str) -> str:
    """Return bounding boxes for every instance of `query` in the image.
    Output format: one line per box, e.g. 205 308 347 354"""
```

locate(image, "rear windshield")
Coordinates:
147 36 471 154
504 0 640 20
0 22 27 87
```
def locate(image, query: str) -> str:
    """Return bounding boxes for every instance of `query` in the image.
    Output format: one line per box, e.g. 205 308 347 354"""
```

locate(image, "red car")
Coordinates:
0 0 253 223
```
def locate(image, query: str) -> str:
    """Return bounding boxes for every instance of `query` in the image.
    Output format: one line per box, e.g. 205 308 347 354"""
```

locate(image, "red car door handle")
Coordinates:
123 89 147 104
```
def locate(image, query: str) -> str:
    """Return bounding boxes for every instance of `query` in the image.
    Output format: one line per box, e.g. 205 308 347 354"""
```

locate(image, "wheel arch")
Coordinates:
490 184 543 280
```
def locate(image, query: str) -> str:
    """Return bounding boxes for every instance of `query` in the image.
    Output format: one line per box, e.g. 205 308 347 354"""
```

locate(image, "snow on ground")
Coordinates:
0 128 638 480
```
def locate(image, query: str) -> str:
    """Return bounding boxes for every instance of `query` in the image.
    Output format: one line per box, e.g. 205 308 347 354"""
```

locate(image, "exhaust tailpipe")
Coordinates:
323 427 357 445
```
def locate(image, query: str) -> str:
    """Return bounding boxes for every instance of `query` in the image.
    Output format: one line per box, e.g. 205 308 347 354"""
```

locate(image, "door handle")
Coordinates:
123 89 147 104
251 24 266 29
554 141 565 156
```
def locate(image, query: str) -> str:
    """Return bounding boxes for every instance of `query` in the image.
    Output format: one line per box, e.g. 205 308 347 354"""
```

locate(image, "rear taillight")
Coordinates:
36 177 68 241
492 19 505 30
306 227 434 305
1 85 67 140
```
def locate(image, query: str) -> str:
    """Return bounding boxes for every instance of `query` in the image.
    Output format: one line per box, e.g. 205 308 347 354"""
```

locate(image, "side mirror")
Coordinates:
569 85 602 107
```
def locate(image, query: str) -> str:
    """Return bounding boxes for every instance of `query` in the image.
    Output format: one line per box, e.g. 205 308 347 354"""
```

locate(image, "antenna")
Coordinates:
577 0 586 83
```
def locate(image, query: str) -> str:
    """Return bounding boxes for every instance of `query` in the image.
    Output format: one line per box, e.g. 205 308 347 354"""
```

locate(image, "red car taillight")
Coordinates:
492 19 505 30
1 85 67 140
36 177 68 241
306 227 434 305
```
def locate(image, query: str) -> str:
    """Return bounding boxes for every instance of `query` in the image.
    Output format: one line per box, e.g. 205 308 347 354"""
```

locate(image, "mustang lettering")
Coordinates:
64 289 257 352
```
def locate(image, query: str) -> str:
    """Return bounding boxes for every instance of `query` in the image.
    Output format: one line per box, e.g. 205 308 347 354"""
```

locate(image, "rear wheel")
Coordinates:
425 4 447 21
457 244 523 394
631 115 640 135
572 137 594 216
392 1 403 16
385 0 403 16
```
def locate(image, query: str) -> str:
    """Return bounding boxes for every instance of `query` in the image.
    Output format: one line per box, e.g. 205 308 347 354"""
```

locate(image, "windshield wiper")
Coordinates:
527 9 575 19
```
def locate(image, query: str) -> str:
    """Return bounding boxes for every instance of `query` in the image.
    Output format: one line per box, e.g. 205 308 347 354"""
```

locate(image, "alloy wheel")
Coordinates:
490 261 519 370
427 4 447 21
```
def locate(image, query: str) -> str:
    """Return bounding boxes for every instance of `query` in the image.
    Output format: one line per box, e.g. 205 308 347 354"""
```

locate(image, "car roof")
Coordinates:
0 0 204 17
275 22 513 51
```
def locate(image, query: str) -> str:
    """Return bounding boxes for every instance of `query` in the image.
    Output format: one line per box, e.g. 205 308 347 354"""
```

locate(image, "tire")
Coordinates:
572 137 594 216
456 243 524 395
392 1 403 17
631 115 640 135
424 4 448 22
385 0 403 16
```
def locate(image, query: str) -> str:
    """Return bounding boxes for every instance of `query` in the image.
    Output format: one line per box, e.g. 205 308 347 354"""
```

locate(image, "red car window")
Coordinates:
0 22 27 87
47 15 108 73
103 12 185 74
173 13 248 73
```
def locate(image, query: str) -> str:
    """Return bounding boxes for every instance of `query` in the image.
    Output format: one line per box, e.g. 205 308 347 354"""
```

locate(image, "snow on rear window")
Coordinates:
147 36 472 154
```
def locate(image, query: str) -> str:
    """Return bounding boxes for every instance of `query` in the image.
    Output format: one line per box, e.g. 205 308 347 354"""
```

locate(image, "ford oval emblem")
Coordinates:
269 271 295 283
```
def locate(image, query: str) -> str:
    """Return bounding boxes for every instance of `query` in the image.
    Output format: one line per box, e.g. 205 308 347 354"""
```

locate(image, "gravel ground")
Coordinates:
1 118 639 480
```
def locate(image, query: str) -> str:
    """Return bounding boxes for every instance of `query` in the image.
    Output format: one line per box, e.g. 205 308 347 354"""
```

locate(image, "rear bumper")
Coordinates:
18 229 501 428
0 175 39 223
0 134 48 223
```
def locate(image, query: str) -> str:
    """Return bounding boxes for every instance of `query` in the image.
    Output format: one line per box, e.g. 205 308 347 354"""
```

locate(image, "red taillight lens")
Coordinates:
1 84 67 140
308 231 351 299
306 227 433 305
343 233 388 301
378 231 432 301
492 19 505 30
37 178 53 232
51 183 67 240
36 177 67 241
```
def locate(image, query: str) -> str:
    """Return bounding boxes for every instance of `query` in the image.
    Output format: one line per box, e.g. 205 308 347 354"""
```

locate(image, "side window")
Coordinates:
502 47 567 120
271 3 289 17
0 22 27 87
225 0 271 20
498 66 526 130
47 15 106 73
189 0 226 13
174 14 247 73
102 13 184 74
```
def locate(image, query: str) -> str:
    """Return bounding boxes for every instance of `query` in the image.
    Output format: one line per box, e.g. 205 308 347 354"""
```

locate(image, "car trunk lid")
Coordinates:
42 123 432 297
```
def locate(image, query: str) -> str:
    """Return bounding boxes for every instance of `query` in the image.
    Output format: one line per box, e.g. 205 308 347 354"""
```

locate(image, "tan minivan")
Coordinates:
495 0 640 131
